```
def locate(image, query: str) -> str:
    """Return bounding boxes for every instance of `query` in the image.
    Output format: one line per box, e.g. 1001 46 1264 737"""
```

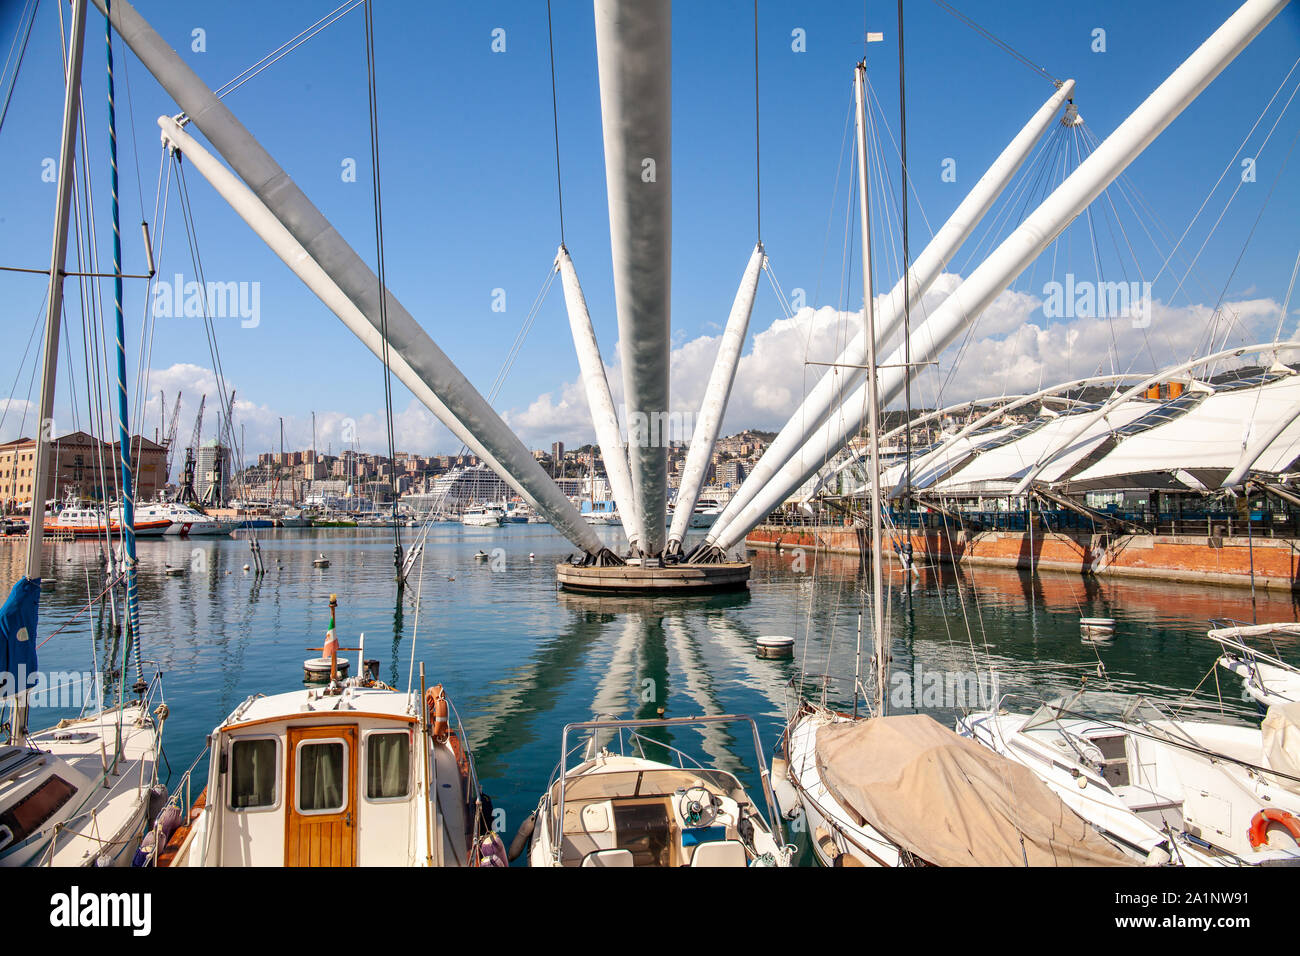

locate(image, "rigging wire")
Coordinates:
212 0 364 101
545 0 565 245
362 0 403 565
753 0 761 241
930 0 1061 88
0 0 39 139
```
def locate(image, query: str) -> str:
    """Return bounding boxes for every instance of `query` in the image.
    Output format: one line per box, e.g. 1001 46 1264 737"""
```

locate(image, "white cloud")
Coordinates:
62 286 1280 471
500 274 1289 449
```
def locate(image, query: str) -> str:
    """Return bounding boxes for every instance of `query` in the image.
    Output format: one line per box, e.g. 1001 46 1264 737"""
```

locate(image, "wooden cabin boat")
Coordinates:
152 598 501 867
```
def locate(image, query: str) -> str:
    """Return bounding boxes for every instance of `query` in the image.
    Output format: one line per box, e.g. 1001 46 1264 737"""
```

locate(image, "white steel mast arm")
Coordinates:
706 80 1076 545
593 0 672 555
709 0 1290 552
667 242 764 553
556 244 644 549
95 0 605 555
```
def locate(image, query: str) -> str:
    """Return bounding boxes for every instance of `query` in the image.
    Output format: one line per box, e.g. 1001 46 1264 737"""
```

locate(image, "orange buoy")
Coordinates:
425 684 450 741
1248 808 1300 850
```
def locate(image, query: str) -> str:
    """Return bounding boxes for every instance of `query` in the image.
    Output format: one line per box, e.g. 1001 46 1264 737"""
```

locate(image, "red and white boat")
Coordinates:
44 503 171 538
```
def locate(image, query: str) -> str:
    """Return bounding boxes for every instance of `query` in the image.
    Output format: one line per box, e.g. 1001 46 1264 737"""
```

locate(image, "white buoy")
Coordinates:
756 635 795 660
304 657 348 683
1080 617 1115 642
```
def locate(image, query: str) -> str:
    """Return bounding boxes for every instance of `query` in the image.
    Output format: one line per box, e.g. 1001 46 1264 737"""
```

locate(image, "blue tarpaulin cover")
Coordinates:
0 577 40 695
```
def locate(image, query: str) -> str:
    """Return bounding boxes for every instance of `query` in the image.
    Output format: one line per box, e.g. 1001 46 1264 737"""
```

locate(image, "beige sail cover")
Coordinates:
815 714 1133 866
1262 701 1300 795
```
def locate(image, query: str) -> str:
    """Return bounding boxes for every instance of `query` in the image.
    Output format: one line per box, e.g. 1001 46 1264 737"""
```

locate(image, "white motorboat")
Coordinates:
1208 621 1300 708
135 501 235 536
277 509 311 528
958 691 1300 866
582 509 621 527
521 715 791 867
460 504 503 528
148 597 502 867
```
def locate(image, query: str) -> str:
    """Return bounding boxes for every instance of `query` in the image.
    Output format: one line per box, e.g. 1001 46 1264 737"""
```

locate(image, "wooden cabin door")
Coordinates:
285 726 357 866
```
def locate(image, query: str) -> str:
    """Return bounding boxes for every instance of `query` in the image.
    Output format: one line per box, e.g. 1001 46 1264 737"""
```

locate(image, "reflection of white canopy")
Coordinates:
1069 376 1300 486
931 402 1151 493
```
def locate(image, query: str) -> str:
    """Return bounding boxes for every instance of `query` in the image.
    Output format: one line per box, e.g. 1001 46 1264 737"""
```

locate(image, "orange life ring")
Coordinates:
1248 808 1300 849
425 684 450 741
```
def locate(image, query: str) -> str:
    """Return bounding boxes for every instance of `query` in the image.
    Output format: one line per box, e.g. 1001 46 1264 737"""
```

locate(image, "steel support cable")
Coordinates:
1192 77 1300 359
545 0 565 244
930 0 1061 89
128 148 170 478
214 0 363 101
935 126 1069 405
0 0 39 139
1205 124 1300 367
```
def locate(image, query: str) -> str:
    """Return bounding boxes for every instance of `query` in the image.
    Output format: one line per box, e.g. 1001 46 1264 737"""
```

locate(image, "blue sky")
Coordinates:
1 0 1298 463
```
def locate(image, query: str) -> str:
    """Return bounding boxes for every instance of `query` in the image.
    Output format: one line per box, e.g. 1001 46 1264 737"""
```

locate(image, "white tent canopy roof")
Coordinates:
1069 374 1300 487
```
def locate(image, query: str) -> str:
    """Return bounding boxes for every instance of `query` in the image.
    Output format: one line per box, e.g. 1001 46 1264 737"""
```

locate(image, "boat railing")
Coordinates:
442 693 488 843
142 744 209 867
551 714 785 866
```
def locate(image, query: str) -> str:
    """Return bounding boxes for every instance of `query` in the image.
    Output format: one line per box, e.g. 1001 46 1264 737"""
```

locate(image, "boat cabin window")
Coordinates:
229 738 279 810
296 739 348 814
365 731 410 800
0 774 77 850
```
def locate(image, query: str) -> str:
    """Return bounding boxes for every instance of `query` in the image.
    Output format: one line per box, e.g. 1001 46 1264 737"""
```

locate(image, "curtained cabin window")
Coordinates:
296 740 347 814
228 738 278 810
365 731 410 801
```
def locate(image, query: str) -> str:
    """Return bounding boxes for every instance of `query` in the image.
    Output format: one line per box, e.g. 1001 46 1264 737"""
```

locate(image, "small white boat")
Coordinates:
522 715 791 867
1 667 166 867
460 505 503 528
313 554 330 568
958 691 1300 866
1208 621 1300 707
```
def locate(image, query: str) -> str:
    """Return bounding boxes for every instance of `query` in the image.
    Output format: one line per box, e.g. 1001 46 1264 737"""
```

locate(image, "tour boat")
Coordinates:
520 715 791 867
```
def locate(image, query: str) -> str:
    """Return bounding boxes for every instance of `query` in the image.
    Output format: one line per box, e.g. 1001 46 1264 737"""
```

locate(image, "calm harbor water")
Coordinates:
6 524 1293 865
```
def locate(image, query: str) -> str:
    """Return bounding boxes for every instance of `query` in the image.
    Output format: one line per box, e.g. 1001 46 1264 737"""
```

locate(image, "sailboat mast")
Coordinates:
15 0 88 742
107 0 143 657
854 60 888 717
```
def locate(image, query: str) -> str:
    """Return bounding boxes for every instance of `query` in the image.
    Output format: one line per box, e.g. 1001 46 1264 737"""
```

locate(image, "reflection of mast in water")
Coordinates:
663 614 740 773
457 603 612 776
698 612 792 718
390 597 404 687
588 612 645 752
